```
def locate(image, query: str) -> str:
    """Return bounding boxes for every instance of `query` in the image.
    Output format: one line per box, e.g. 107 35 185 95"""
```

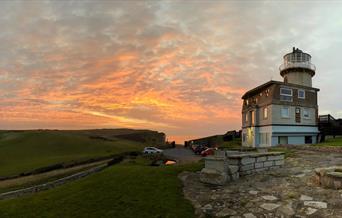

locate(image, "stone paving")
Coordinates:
179 149 342 218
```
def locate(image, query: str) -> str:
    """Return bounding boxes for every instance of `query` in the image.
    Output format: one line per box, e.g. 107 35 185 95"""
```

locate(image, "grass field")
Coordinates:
314 136 342 146
0 130 145 177
0 159 202 218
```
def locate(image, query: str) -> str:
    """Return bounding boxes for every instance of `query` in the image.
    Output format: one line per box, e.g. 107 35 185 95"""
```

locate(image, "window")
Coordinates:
245 113 248 123
278 136 288 145
303 108 310 119
281 107 290 118
305 136 312 144
298 89 305 99
260 133 269 146
280 87 293 101
263 107 268 119
251 111 255 125
242 133 246 142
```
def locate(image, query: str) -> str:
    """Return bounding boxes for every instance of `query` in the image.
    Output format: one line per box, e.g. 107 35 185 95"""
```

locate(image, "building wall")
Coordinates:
283 71 312 87
242 125 319 147
270 104 316 125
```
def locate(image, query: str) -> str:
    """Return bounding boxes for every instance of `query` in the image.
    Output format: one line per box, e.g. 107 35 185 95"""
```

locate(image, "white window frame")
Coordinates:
280 88 293 96
280 87 293 102
303 108 310 119
263 107 268 119
298 89 305 99
281 107 290 118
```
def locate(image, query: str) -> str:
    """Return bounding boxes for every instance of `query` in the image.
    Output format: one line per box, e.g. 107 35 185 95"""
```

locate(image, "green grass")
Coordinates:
0 160 203 218
0 130 144 177
219 138 242 149
314 136 342 147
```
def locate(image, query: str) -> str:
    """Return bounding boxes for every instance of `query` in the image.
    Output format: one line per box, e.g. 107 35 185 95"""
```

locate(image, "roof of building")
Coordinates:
241 80 320 99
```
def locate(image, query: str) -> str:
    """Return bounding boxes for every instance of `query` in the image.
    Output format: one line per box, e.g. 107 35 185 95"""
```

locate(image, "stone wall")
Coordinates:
200 151 285 185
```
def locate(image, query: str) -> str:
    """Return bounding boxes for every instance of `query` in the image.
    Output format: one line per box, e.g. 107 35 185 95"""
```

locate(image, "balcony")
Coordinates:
279 62 316 72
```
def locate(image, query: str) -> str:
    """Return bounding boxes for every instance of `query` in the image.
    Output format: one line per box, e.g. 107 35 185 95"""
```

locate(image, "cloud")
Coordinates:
0 1 342 142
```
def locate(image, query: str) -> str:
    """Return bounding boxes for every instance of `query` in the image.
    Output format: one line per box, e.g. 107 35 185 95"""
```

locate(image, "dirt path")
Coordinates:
179 149 342 218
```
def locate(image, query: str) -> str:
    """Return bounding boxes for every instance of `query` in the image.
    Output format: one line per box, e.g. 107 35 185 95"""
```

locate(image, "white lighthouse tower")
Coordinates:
279 47 316 87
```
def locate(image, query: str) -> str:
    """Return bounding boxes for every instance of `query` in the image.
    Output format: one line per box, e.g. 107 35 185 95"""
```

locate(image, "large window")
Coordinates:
263 107 268 119
280 87 293 101
298 89 305 99
260 133 269 146
303 108 310 119
281 107 290 118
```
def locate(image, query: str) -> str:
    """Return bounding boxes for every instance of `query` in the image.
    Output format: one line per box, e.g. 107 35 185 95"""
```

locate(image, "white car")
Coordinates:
143 147 163 154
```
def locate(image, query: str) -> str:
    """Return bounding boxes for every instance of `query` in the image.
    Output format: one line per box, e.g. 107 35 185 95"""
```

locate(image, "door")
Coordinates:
247 129 253 147
278 136 288 145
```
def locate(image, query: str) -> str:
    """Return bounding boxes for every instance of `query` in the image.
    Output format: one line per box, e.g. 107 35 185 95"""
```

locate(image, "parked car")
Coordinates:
201 147 218 157
194 145 207 155
143 147 163 154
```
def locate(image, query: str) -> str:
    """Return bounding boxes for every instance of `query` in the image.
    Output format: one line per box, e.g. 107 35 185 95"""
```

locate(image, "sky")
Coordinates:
0 1 342 143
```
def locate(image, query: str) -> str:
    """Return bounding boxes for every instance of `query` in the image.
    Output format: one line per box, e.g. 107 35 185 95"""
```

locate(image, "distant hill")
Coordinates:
0 129 166 178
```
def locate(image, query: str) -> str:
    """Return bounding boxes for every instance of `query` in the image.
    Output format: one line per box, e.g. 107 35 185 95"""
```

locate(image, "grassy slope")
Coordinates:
314 136 342 146
0 161 202 218
0 130 144 177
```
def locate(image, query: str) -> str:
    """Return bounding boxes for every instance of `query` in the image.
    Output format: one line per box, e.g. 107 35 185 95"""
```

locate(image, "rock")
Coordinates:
262 195 278 201
260 203 280 211
243 213 257 218
249 190 259 195
200 168 228 185
216 208 237 217
305 207 318 215
293 173 305 178
202 204 213 211
303 201 327 209
277 204 295 216
300 195 313 201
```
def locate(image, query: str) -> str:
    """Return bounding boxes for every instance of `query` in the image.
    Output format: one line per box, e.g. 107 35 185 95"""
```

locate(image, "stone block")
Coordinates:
227 158 240 165
241 164 254 171
263 161 274 167
215 150 226 158
270 166 280 170
274 160 284 166
200 168 228 185
254 162 263 169
267 155 284 161
240 170 253 176
255 168 267 172
241 157 256 165
228 165 239 174
256 156 267 162
205 158 227 173
228 172 239 180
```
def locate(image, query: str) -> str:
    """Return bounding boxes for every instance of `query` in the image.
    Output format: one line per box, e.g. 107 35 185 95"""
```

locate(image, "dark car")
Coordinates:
194 145 207 155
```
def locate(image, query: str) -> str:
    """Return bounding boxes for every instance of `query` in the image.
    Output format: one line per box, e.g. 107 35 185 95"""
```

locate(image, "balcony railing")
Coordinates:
279 62 316 72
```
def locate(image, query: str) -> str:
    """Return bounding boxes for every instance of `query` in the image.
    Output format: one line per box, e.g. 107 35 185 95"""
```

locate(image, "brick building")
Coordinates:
241 48 319 147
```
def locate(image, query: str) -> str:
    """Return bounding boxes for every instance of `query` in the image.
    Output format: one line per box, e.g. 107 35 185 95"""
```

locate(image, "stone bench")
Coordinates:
200 150 285 185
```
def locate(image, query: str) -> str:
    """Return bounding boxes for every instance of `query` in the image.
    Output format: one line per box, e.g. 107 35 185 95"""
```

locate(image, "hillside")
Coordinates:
0 159 202 218
0 129 164 178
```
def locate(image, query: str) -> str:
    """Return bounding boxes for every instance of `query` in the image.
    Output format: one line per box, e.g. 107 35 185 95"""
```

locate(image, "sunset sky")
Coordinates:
1 1 342 143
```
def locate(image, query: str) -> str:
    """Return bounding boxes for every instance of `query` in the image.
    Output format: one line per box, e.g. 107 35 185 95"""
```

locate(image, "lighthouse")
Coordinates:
279 47 316 87
241 48 320 147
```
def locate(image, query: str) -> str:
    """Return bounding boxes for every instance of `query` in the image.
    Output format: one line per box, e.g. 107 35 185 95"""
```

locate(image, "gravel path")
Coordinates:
179 149 342 218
